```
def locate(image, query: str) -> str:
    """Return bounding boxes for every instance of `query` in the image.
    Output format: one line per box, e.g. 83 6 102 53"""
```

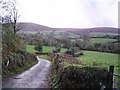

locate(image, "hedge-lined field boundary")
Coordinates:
49 53 112 89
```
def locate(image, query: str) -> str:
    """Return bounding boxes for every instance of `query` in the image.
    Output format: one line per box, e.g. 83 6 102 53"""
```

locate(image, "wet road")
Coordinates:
2 56 51 88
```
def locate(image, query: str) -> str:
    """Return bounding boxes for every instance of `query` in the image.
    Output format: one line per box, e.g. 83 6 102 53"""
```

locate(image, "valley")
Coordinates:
2 22 120 89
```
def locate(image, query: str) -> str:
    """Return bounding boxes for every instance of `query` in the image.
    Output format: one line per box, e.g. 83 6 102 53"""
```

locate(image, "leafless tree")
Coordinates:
0 0 23 34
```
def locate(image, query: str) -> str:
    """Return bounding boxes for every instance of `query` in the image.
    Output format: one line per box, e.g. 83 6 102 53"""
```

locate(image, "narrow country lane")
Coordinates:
2 56 51 88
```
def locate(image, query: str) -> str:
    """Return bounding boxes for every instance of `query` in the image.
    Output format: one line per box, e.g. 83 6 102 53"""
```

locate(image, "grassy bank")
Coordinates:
3 60 38 81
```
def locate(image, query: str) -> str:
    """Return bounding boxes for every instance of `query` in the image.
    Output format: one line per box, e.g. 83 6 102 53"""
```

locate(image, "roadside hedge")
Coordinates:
49 53 110 89
2 51 37 80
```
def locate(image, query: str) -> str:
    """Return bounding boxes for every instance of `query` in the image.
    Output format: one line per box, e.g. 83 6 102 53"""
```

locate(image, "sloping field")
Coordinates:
77 51 119 74
91 38 117 44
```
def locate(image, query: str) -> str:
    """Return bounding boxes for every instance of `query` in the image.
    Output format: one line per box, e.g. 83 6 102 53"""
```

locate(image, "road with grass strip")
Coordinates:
2 57 51 88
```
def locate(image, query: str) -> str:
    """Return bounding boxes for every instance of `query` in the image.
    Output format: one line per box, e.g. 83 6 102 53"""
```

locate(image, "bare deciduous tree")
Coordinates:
1 0 23 34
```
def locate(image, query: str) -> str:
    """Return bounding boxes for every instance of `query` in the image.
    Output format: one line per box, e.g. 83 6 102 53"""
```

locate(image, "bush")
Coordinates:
66 47 83 57
35 43 43 52
50 53 110 89
60 66 108 88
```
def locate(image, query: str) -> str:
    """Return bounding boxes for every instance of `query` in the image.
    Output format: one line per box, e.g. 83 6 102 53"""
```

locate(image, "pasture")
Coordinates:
90 32 118 36
26 45 119 87
26 45 67 53
26 45 119 74
90 38 117 44
77 51 119 74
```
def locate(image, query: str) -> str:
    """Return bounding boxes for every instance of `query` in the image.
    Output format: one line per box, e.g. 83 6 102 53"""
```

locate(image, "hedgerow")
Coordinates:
49 53 110 89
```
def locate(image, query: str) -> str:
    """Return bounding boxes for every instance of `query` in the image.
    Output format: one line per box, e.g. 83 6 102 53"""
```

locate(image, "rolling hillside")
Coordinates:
19 22 119 35
19 22 55 32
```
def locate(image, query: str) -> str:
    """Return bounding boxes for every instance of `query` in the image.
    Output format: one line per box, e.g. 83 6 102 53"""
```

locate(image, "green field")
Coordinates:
90 32 118 36
77 51 119 74
26 45 119 74
26 45 37 53
91 38 117 44
26 45 67 53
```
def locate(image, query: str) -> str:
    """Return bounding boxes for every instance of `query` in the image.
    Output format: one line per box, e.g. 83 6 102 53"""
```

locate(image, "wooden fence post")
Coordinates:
108 65 114 89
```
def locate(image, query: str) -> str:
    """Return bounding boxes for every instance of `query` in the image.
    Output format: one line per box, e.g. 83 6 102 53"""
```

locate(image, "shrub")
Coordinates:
50 53 109 89
35 43 43 52
60 66 108 88
66 47 83 57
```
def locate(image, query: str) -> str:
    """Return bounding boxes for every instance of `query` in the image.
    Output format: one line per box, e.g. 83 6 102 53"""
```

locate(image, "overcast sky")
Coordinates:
17 0 119 28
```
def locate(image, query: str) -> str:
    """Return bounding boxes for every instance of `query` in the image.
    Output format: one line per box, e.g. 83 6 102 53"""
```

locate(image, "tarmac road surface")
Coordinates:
2 56 51 89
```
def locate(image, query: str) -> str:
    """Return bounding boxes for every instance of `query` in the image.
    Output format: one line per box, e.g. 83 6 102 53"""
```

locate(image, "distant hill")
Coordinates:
19 22 119 34
55 27 119 34
20 22 55 32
